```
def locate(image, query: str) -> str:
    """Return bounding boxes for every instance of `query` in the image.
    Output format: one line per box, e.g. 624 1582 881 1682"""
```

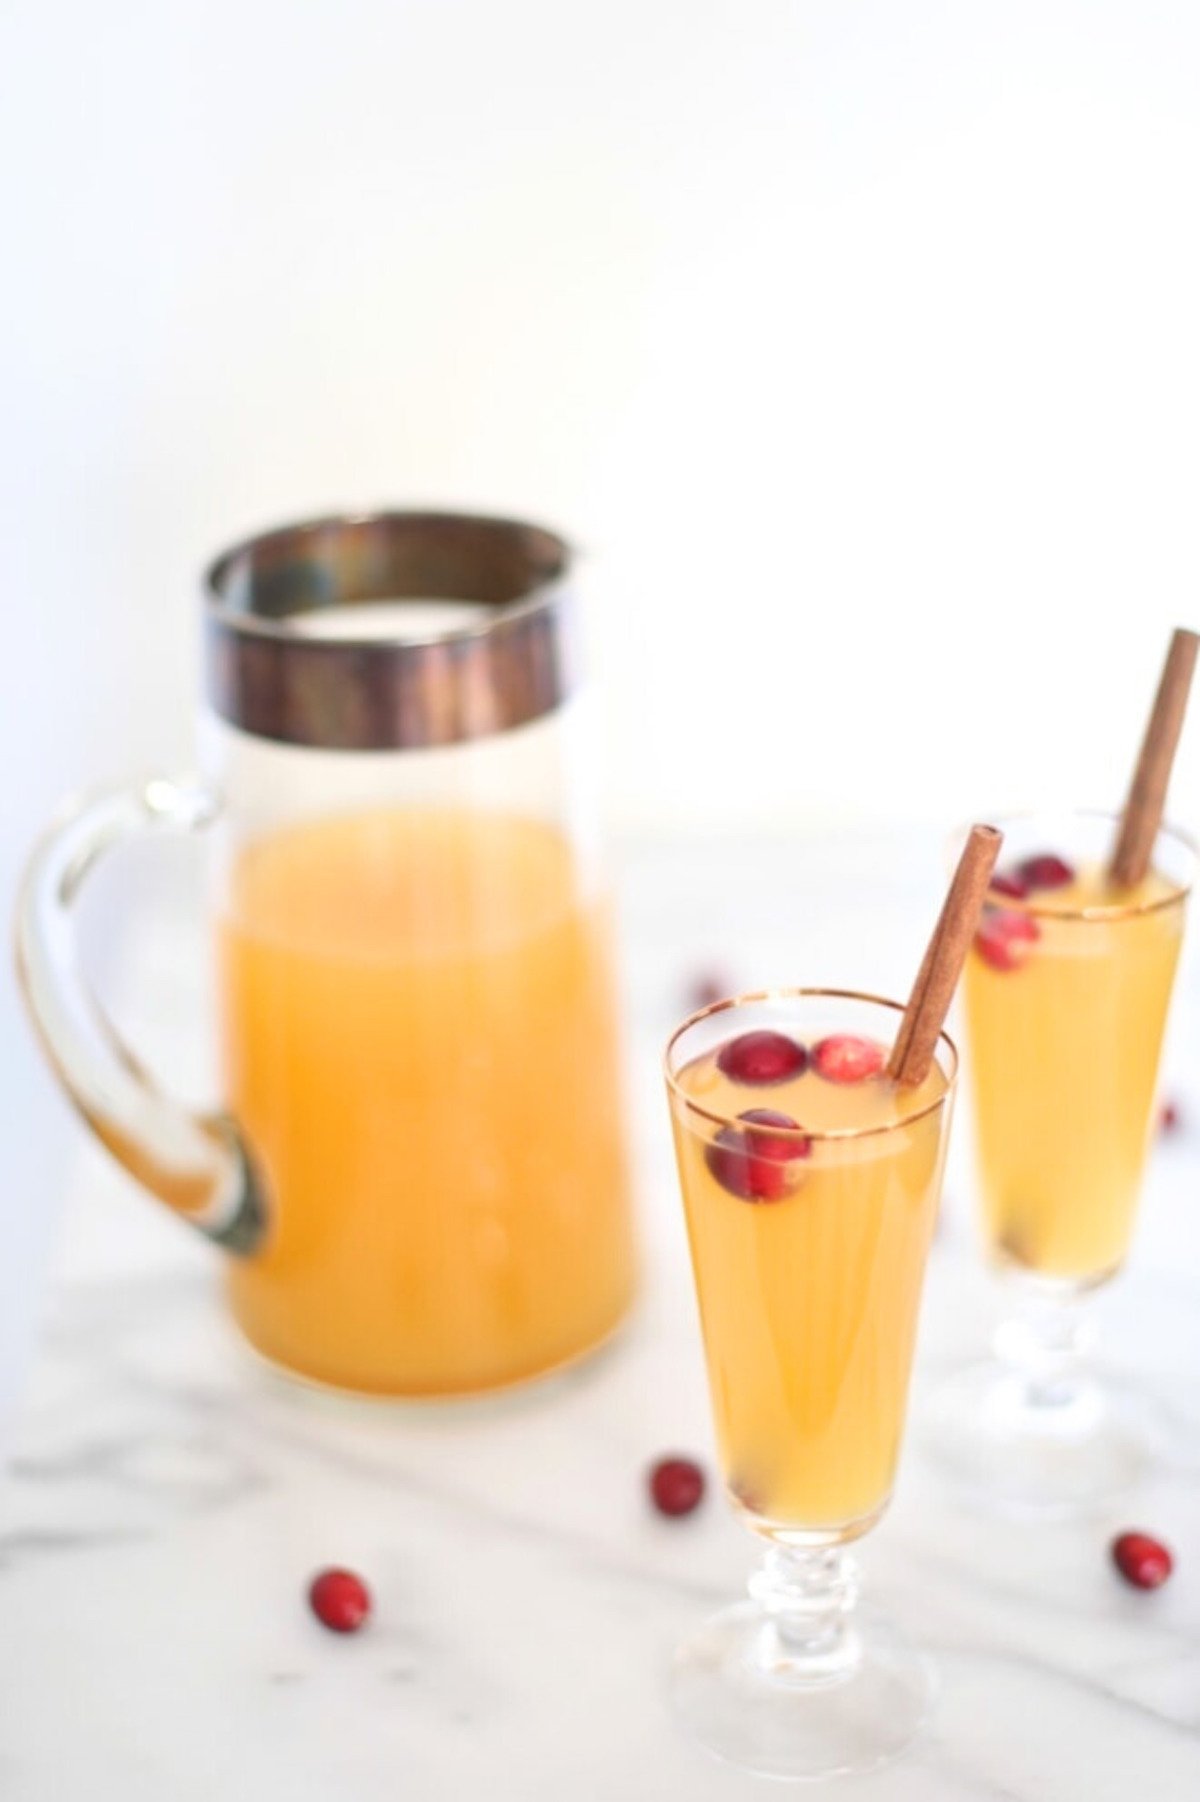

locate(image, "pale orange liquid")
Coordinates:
218 808 636 1395
670 1043 950 1534
965 864 1186 1283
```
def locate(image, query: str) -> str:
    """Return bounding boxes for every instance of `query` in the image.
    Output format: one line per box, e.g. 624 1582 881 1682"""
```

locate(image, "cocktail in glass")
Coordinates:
928 811 1193 1513
664 989 957 1780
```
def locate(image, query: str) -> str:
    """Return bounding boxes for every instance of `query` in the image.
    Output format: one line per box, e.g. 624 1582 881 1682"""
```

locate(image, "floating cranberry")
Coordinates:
974 908 1041 972
1111 1531 1174 1590
706 1108 810 1202
716 1030 808 1085
812 1034 886 1084
990 869 1030 900
308 1567 372 1633
648 1455 706 1517
1017 852 1075 891
1161 1099 1182 1133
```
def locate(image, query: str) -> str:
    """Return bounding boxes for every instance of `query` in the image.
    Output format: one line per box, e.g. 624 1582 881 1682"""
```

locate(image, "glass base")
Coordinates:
922 1359 1151 1518
670 1602 934 1781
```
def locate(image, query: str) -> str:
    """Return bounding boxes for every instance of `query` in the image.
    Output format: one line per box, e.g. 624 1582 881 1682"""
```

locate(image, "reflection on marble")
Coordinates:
2 832 1199 1799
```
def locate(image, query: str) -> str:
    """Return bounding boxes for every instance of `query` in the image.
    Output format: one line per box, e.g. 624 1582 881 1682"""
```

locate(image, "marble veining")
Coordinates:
2 832 1198 1800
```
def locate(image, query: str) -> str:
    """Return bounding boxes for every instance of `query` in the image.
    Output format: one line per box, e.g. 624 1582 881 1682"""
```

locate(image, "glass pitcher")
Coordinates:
17 511 637 1397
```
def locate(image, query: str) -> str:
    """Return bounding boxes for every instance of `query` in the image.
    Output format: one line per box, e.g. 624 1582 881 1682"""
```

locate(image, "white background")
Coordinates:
3 1 1200 1420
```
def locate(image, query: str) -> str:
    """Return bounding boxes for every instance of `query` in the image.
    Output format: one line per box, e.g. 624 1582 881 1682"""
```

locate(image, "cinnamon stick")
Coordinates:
888 824 1002 1086
1108 627 1199 889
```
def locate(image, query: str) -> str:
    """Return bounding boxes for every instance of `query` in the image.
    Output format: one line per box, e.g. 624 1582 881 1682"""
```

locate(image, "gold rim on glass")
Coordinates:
964 810 1197 923
663 987 959 1144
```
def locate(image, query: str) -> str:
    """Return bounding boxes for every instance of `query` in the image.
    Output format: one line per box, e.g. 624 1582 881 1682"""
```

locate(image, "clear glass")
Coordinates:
207 699 636 1396
16 677 637 1398
663 989 957 1781
925 811 1194 1515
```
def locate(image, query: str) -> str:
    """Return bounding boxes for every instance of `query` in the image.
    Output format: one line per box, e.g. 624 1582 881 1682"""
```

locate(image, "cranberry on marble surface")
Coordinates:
1111 1532 1173 1591
648 1456 706 1517
685 969 735 1012
308 1568 371 1633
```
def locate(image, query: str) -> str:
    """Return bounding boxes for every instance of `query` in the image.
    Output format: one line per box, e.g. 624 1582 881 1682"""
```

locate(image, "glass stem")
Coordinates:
993 1286 1097 1414
747 1545 861 1683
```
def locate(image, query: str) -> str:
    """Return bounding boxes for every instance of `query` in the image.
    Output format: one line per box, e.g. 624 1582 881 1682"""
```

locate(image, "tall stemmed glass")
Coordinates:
927 809 1194 1514
664 988 958 1780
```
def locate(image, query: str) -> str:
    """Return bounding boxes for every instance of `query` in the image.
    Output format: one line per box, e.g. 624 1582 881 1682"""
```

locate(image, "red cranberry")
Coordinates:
705 1108 810 1202
1017 852 1075 891
990 869 1030 900
812 1034 886 1084
974 908 1041 972
648 1455 706 1517
1161 1099 1182 1133
308 1568 372 1633
1111 1531 1173 1590
686 969 734 1011
716 1030 808 1085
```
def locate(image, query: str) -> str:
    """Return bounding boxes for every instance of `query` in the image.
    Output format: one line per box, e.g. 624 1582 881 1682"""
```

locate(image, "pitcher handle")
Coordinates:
14 777 268 1254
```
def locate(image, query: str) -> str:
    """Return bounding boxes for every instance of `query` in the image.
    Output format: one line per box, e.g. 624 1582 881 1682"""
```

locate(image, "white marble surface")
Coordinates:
4 831 1200 1800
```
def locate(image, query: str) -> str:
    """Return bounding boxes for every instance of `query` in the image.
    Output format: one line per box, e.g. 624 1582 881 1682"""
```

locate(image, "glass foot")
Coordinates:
922 1359 1151 1518
670 1600 934 1781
